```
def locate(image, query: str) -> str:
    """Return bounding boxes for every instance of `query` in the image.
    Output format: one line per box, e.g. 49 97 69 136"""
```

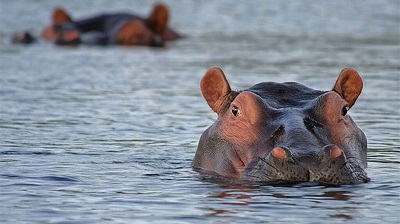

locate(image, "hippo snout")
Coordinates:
309 145 369 185
243 145 369 185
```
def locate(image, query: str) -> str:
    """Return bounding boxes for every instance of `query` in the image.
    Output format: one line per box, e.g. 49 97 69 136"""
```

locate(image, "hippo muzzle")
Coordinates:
244 145 368 185
194 67 369 185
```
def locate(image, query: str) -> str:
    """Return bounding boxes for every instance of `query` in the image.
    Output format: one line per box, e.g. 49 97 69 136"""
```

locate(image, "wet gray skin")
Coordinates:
194 67 368 185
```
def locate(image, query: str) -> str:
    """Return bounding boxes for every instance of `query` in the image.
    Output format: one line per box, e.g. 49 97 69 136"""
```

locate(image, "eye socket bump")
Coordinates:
342 105 349 116
232 106 239 116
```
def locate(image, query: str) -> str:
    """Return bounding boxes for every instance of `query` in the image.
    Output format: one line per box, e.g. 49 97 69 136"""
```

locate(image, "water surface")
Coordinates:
1 0 399 223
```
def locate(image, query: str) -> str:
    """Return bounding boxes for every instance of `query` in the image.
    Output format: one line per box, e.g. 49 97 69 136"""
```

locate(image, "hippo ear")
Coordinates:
201 67 232 114
146 3 169 34
332 68 363 108
52 8 72 24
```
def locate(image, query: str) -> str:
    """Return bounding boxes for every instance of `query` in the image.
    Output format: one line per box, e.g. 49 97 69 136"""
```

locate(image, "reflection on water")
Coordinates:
1 0 399 223
197 181 368 222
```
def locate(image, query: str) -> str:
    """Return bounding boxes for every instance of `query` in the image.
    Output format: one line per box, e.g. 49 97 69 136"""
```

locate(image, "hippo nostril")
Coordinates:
272 147 287 160
319 145 347 165
330 146 343 158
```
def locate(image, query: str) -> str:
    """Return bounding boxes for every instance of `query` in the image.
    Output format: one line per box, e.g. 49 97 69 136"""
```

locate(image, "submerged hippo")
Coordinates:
12 3 181 47
194 67 368 185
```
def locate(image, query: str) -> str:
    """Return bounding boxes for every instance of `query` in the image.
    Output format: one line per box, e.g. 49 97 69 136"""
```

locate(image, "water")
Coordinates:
1 0 399 223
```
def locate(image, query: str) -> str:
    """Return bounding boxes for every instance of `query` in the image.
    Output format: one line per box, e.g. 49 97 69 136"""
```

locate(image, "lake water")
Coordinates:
0 0 399 223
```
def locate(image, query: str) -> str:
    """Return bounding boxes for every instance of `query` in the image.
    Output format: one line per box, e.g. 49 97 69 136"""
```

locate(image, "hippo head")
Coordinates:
42 8 72 41
194 67 368 185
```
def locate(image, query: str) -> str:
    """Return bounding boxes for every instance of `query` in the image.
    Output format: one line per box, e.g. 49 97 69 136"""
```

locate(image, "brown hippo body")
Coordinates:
194 68 368 185
13 3 181 47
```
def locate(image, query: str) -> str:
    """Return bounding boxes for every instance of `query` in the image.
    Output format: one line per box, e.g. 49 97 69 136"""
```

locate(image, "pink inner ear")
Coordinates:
333 68 363 108
200 67 231 114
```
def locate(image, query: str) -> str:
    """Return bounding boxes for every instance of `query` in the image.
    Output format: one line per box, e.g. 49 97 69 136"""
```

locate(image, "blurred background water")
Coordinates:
0 0 399 223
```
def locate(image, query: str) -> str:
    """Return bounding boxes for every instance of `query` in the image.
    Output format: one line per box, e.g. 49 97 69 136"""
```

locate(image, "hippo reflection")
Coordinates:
194 67 369 185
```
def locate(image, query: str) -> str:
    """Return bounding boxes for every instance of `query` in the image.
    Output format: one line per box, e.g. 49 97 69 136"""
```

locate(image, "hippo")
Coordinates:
13 3 181 47
193 67 369 185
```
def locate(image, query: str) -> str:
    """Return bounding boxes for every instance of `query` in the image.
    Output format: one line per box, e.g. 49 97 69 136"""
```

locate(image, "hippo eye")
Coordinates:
231 106 239 116
342 106 349 116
